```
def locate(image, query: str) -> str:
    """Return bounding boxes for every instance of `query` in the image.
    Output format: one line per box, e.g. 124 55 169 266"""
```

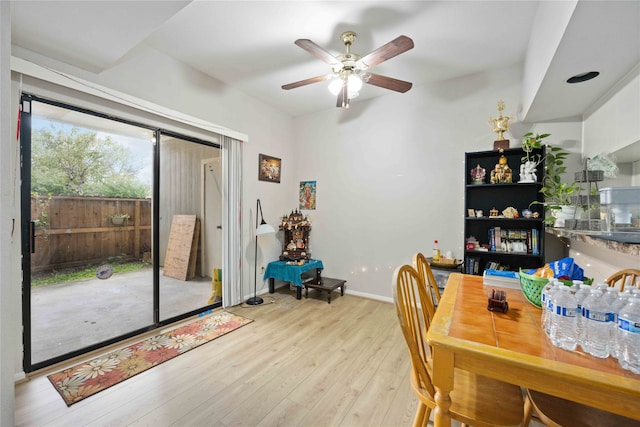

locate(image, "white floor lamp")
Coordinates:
247 198 275 305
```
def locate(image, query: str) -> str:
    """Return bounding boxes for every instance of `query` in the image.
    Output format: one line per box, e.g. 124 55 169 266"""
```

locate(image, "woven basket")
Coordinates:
519 270 548 309
519 270 594 309
574 170 604 182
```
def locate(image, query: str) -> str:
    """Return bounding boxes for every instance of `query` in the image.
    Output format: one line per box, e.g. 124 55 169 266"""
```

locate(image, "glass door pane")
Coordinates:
158 134 221 321
25 99 155 367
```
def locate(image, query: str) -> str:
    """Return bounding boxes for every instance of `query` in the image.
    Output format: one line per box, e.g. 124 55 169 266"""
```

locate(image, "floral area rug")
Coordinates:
48 311 253 406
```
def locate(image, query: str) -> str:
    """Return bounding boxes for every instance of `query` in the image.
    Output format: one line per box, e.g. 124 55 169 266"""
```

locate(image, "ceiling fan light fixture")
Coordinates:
328 78 343 95
327 73 363 96
283 31 414 109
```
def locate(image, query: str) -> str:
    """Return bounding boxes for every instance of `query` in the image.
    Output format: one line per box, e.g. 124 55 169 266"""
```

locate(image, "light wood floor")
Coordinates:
15 290 423 427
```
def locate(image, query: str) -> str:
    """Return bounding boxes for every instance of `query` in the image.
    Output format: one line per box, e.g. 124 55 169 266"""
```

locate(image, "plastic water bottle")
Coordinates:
604 286 619 306
542 280 561 336
540 280 554 334
549 284 577 350
609 290 629 359
581 288 611 358
573 283 591 349
618 295 640 374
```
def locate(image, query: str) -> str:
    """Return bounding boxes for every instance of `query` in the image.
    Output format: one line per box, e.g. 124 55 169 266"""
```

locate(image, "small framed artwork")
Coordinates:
258 154 281 183
299 180 316 210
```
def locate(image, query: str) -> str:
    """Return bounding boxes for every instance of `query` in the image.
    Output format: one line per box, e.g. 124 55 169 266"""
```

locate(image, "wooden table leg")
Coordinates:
296 286 302 300
432 346 454 427
269 278 275 293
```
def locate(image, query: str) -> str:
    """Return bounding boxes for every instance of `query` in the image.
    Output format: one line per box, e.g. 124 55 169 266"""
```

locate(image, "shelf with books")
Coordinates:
464 148 546 276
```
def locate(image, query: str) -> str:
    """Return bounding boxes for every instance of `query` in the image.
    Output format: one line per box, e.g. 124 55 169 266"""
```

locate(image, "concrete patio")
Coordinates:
30 268 212 364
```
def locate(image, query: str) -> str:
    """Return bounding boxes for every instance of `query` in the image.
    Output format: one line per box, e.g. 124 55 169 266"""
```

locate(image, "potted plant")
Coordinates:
109 213 130 226
519 132 549 183
527 135 581 226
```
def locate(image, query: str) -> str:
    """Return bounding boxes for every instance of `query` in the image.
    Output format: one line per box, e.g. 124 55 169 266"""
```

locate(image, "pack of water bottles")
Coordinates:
541 279 640 374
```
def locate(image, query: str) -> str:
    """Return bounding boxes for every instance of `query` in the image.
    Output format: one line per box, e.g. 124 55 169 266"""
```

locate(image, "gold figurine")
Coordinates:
489 100 513 149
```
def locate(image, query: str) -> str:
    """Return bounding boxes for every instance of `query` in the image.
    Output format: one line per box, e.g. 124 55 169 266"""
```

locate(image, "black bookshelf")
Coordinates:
464 148 546 275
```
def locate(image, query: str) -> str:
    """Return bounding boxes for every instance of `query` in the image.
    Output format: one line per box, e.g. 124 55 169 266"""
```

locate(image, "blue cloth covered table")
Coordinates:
264 259 324 299
264 259 324 286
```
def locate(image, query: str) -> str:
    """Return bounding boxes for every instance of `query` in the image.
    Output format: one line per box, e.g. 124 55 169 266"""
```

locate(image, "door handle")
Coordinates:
30 221 36 254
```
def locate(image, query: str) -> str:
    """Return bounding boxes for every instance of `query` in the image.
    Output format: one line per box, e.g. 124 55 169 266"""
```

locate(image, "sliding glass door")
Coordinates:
158 134 222 321
21 95 222 371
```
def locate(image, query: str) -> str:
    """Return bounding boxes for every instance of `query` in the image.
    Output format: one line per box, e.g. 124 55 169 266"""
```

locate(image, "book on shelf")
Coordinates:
465 257 481 275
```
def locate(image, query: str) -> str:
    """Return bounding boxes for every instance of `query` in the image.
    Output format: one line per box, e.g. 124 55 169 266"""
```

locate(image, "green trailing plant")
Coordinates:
108 213 130 226
520 132 550 166
527 135 581 225
109 213 130 219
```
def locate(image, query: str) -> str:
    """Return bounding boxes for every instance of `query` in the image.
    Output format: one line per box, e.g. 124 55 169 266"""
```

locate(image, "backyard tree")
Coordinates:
31 125 150 198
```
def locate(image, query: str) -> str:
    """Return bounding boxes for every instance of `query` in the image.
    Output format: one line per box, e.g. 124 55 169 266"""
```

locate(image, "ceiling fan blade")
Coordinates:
282 74 331 90
365 73 413 93
356 35 414 69
337 83 349 108
295 39 341 66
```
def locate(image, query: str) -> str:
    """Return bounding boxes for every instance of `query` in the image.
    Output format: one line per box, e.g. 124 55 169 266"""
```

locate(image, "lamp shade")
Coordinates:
256 222 275 235
328 74 363 98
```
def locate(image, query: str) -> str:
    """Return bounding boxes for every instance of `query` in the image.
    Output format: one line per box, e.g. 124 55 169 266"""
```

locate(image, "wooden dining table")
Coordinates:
426 273 640 427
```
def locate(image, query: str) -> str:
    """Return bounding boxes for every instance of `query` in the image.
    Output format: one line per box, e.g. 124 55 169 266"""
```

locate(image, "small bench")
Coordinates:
304 278 346 304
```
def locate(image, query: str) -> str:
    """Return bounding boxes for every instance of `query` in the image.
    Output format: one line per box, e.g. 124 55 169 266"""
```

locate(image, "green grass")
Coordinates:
31 261 150 287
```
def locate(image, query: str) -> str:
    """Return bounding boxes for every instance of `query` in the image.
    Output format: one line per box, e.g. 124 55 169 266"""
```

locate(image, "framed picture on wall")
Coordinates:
299 180 316 210
258 154 281 183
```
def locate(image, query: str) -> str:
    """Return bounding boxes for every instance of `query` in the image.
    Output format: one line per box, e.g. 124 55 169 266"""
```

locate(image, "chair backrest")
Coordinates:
413 252 441 306
605 269 640 291
392 264 436 397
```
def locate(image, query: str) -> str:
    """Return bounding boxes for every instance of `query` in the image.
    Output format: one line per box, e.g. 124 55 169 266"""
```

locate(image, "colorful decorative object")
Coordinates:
258 153 281 183
490 153 513 183
470 164 486 184
279 210 312 261
502 206 519 218
299 180 316 210
47 312 253 406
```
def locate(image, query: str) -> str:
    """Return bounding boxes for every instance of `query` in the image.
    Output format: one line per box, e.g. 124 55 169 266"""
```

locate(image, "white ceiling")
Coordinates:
9 1 640 120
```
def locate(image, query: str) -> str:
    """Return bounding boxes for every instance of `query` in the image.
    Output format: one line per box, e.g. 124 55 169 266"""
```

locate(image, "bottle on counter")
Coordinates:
432 240 440 262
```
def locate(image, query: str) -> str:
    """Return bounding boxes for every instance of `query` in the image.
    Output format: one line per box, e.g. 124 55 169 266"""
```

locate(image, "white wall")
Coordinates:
583 63 640 159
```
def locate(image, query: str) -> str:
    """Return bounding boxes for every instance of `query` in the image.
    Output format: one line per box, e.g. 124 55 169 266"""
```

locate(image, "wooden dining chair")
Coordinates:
605 269 640 291
412 252 441 306
524 388 640 427
392 264 525 427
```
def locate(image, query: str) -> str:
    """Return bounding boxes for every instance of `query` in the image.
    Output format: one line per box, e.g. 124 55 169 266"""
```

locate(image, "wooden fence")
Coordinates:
31 195 152 272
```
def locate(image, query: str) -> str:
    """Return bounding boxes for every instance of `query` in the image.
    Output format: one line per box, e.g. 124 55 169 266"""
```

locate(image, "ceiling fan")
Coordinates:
282 31 414 109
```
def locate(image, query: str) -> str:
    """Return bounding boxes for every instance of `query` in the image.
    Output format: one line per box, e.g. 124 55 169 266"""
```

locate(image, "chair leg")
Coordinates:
412 403 428 427
522 393 534 427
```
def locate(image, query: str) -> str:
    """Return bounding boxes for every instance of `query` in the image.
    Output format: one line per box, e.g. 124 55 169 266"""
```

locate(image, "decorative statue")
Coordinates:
490 154 512 183
470 164 486 184
489 100 513 143
519 160 538 183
